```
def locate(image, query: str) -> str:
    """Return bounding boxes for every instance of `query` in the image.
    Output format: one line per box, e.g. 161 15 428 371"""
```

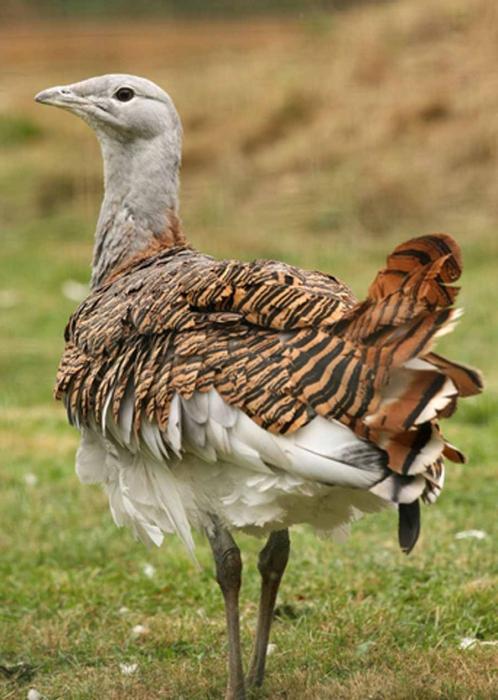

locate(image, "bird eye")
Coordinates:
114 87 135 102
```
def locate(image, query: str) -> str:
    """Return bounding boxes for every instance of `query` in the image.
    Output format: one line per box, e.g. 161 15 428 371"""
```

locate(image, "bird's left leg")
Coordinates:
246 529 290 689
206 517 246 700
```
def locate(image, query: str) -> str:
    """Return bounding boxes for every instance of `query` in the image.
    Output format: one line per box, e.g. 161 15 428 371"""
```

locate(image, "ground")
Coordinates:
0 0 497 697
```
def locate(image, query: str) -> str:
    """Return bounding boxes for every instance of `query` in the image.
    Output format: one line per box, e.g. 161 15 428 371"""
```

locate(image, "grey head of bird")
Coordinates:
35 74 182 147
35 74 184 289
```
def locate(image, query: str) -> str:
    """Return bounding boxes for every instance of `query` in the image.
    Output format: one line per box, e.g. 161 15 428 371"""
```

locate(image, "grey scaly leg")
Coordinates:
206 518 246 700
246 529 290 689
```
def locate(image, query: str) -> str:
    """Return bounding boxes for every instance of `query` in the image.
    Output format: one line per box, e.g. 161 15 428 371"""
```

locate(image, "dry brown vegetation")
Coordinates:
2 0 498 260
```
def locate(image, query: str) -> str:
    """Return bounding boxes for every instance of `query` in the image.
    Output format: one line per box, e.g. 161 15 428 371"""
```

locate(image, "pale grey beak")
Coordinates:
34 85 80 108
35 82 118 129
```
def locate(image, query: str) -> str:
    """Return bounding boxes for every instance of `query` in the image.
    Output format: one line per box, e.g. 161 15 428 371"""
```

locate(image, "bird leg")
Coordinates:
206 518 246 700
246 529 290 689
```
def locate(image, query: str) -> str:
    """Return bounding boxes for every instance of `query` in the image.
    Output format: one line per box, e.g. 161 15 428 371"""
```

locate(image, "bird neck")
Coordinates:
91 133 185 289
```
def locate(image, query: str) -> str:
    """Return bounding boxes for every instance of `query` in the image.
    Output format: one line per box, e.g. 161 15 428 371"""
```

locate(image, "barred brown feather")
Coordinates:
55 233 483 551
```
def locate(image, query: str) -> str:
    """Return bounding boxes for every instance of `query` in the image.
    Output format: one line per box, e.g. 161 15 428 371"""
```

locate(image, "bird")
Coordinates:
35 74 482 700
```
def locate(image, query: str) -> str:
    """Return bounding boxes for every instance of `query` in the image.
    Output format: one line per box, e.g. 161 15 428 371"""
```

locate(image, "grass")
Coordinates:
1 0 497 697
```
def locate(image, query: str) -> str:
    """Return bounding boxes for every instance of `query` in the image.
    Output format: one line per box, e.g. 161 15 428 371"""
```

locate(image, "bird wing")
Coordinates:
56 234 482 551
56 246 358 436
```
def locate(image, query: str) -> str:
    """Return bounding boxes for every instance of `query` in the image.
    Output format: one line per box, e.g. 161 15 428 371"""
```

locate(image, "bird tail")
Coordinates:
341 234 483 552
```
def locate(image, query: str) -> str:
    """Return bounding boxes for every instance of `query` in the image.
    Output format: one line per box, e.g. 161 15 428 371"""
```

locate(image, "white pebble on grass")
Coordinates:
455 530 488 540
24 473 38 487
131 624 148 638
119 606 130 615
267 643 277 656
459 637 477 650
142 563 156 578
459 637 498 650
27 690 42 700
120 662 138 675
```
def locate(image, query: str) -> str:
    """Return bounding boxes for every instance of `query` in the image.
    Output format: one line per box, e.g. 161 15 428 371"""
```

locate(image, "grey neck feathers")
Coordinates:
91 132 183 289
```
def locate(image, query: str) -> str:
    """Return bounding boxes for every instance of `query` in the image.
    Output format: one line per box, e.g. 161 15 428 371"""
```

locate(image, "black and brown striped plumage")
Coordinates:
56 232 482 551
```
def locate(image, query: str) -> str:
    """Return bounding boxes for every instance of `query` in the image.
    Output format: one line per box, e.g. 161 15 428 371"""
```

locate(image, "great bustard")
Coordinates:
36 75 482 699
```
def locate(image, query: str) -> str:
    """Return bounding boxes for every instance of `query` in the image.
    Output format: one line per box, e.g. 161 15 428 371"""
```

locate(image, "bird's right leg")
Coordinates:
246 529 290 689
206 517 246 700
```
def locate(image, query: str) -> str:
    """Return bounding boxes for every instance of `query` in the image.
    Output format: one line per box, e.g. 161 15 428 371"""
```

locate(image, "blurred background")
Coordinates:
1 1 497 698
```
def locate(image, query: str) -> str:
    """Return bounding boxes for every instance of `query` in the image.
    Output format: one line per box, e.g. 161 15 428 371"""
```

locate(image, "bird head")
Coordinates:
35 74 182 144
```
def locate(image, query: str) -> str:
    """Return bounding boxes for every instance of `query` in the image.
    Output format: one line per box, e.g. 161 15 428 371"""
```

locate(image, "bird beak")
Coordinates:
34 85 82 110
35 81 120 131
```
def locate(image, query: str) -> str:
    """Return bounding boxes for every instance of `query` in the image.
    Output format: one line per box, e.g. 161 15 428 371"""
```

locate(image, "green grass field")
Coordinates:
1 1 497 697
